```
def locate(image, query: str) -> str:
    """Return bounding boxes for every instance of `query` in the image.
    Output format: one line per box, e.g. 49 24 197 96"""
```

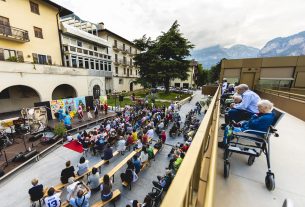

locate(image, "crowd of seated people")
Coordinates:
28 101 187 207
219 83 275 148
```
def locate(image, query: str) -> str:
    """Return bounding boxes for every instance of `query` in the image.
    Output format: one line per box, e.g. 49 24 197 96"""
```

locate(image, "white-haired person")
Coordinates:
225 84 261 124
219 100 275 148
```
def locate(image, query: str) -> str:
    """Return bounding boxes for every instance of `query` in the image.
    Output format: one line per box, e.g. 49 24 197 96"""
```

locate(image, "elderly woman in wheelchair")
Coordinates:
220 99 283 191
218 99 275 149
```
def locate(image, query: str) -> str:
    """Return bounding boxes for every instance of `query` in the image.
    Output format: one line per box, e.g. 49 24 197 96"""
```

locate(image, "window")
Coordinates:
83 49 88 55
123 44 125 51
108 63 111 71
90 59 94 69
84 58 89 69
124 68 126 75
65 55 70 67
119 79 123 84
30 1 39 15
77 48 82 53
100 61 103 70
38 54 47 64
94 52 98 57
123 57 126 64
3 49 16 60
104 61 108 71
93 85 100 99
130 58 132 66
130 69 132 75
0 16 10 26
136 70 138 76
63 45 68 52
34 27 43 38
99 54 103 58
115 67 118 74
78 57 84 68
70 46 76 52
114 40 117 47
115 54 118 62
95 60 99 70
94 46 97 51
130 47 132 53
89 51 93 56
47 55 52 65
71 55 77 68
77 41 82 47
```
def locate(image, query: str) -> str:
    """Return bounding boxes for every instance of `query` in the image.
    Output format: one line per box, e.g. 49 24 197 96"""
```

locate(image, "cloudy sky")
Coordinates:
53 0 305 50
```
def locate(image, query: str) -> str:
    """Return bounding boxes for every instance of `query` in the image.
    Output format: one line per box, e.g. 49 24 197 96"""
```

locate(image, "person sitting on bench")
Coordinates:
100 174 113 201
226 84 261 124
77 156 89 176
87 167 100 191
132 155 141 174
101 143 113 161
219 100 275 148
139 146 149 165
60 161 76 184
28 178 44 207
69 182 91 207
120 160 135 186
152 169 172 191
44 187 62 207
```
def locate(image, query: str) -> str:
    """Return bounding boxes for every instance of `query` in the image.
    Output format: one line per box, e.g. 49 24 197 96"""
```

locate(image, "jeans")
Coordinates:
223 126 242 144
226 109 254 124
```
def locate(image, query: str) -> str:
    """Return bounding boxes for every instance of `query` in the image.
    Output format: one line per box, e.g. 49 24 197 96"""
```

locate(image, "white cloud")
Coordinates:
53 0 305 49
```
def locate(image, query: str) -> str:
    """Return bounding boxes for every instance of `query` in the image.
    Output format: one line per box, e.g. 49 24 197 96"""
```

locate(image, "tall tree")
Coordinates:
154 21 194 92
208 59 223 83
195 64 208 86
133 21 194 92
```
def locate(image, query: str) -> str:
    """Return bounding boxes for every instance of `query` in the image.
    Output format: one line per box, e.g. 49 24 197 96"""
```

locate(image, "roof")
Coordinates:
98 29 140 49
42 0 73 16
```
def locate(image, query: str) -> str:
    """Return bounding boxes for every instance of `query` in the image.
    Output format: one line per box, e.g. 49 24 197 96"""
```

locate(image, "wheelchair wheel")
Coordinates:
265 173 275 191
224 161 230 178
247 155 255 166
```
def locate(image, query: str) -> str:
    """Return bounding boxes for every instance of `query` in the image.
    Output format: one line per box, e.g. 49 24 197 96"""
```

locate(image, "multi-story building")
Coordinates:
0 0 109 114
170 60 198 88
98 27 142 92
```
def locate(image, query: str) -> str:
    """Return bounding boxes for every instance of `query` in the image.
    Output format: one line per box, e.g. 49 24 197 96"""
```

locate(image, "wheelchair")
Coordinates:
223 109 284 191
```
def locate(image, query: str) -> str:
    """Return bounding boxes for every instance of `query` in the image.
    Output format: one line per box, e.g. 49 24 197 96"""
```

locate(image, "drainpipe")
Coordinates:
56 8 64 66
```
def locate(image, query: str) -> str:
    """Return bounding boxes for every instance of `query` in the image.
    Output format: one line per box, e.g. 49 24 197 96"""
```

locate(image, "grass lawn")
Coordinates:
107 97 171 108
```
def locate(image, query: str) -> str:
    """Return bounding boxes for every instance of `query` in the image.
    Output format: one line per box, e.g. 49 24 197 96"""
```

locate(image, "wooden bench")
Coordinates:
46 151 120 196
91 189 121 207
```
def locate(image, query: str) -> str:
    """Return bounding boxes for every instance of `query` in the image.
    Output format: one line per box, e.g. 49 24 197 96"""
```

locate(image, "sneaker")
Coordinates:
218 141 225 149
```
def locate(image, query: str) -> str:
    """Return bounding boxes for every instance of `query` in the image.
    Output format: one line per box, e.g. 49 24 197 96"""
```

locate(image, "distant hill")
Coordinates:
192 31 305 68
259 31 305 57
191 44 259 69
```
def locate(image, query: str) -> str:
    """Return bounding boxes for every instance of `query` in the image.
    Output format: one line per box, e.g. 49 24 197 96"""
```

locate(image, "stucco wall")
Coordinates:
0 0 62 64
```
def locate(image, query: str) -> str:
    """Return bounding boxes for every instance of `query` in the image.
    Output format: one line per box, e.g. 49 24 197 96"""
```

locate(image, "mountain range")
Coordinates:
192 31 305 68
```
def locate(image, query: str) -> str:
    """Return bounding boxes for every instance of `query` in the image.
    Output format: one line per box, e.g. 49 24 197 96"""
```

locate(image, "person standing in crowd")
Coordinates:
104 102 108 115
28 178 44 207
60 161 76 184
87 106 93 120
77 105 84 122
94 104 99 119
58 106 65 122
64 111 72 130
222 79 228 94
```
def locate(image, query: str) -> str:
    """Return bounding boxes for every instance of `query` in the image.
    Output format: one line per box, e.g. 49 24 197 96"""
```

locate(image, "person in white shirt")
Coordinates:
117 136 126 155
66 133 73 142
222 79 228 94
44 187 61 207
87 167 100 191
146 127 154 139
139 146 149 164
66 178 81 201
77 157 89 175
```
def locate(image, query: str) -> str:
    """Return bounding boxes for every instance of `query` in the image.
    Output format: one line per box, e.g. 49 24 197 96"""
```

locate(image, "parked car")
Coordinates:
156 86 165 91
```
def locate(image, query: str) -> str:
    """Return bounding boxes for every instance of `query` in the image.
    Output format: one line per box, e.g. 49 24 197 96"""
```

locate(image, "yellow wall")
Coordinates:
0 0 62 65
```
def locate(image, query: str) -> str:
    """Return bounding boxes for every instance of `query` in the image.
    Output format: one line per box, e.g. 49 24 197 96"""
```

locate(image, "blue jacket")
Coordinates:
242 112 275 133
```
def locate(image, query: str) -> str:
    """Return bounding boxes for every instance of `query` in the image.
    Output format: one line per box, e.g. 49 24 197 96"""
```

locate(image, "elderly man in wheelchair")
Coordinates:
219 99 283 191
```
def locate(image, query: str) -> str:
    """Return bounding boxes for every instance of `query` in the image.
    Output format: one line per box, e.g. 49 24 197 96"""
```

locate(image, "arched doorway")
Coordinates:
93 85 100 99
52 84 77 100
130 82 134 91
0 85 41 113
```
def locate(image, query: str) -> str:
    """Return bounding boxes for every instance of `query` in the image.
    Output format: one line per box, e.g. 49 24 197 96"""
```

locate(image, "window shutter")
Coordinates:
17 51 24 62
47 55 52 65
32 53 38 63
0 48 4 61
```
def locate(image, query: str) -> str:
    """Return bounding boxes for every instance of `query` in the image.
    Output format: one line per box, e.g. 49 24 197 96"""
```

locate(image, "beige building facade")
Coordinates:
220 56 305 90
170 60 198 88
98 28 142 93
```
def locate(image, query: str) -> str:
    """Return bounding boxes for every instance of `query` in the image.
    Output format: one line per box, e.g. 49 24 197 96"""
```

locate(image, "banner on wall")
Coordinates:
50 96 87 119
99 95 107 105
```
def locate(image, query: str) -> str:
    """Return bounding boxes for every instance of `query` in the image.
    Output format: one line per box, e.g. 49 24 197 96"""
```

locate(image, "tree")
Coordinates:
208 59 223 83
133 21 194 92
194 64 208 86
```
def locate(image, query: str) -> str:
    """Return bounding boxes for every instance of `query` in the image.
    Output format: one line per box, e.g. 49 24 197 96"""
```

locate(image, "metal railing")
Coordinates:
0 24 29 42
161 87 220 207
257 88 305 103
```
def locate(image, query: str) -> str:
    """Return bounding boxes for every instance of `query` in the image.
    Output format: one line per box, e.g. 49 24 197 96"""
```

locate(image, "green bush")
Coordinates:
6 56 18 62
53 122 67 137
